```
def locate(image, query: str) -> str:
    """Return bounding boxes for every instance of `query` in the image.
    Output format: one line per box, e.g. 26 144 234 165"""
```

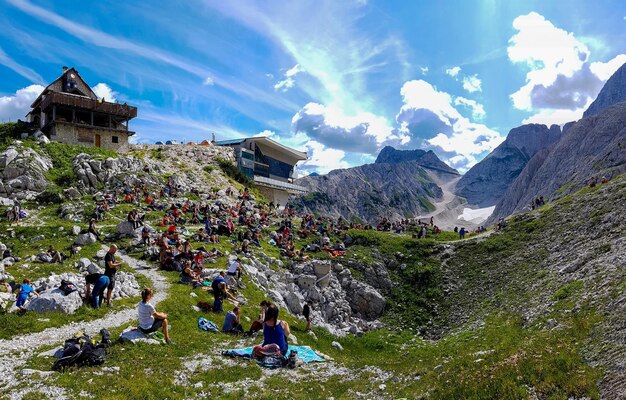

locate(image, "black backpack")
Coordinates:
59 280 77 295
52 330 110 371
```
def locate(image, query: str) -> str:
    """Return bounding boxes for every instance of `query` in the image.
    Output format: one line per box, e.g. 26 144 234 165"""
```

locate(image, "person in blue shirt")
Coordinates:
211 272 227 313
262 304 291 355
222 306 244 334
15 279 37 308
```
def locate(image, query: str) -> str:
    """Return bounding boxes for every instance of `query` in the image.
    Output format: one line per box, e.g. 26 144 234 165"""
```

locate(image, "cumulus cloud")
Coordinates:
274 64 304 92
92 83 118 102
446 66 461 77
0 84 44 122
454 97 486 119
297 140 350 174
446 66 482 93
394 80 502 172
462 75 482 93
508 11 626 124
291 102 397 153
256 129 277 138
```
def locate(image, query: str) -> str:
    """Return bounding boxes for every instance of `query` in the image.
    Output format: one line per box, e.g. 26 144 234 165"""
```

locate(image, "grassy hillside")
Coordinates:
1 135 624 398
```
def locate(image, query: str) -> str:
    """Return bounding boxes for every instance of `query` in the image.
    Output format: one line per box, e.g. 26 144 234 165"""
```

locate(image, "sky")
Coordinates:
1 0 625 175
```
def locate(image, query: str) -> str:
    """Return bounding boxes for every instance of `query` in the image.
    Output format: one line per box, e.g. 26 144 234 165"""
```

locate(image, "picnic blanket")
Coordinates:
222 345 325 363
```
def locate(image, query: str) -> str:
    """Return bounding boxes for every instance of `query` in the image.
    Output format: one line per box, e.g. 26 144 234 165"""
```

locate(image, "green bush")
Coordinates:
216 157 253 186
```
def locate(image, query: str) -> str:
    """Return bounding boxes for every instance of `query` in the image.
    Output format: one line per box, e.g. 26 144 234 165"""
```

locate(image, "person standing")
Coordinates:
104 245 124 307
303 301 312 331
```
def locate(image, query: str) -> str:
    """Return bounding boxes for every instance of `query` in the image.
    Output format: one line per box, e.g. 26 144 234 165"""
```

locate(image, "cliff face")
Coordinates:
295 161 444 223
455 124 562 207
375 146 459 175
488 101 626 223
584 63 626 118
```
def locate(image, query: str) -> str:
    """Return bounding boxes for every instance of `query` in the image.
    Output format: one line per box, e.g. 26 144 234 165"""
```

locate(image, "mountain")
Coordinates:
294 146 461 223
375 146 459 175
583 62 626 118
455 124 562 207
295 161 444 223
488 100 626 223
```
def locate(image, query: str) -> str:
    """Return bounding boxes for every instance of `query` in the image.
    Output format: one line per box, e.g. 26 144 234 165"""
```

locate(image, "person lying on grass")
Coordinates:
137 288 172 344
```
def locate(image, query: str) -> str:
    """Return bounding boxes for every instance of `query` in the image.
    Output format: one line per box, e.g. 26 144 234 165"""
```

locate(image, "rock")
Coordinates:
25 290 83 314
30 234 45 243
63 187 81 200
284 291 304 314
74 233 97 245
96 249 107 259
72 225 82 235
295 275 317 290
331 341 344 351
119 327 161 345
584 62 626 118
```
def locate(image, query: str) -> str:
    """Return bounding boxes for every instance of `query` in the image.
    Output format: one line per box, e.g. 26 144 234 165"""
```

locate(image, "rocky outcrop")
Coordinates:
295 161 444 223
456 124 562 207
241 255 384 335
73 153 151 193
0 143 52 200
26 290 83 314
375 146 459 175
488 101 626 223
584 62 626 118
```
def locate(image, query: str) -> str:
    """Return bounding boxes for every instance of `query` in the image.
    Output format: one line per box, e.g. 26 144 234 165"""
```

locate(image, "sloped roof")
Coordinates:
31 67 98 108
216 136 307 161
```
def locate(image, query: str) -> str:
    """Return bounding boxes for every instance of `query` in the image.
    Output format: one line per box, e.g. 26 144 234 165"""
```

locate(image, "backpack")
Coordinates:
197 317 219 333
59 279 77 295
52 330 110 371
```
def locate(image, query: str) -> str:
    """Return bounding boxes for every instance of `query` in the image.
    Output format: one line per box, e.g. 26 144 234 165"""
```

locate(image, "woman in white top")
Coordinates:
137 288 171 344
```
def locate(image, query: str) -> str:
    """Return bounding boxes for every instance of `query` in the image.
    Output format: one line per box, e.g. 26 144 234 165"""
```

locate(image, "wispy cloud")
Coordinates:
0 46 44 84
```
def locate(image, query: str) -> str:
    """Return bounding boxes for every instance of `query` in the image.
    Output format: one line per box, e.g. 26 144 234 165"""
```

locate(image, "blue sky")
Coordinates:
1 0 625 174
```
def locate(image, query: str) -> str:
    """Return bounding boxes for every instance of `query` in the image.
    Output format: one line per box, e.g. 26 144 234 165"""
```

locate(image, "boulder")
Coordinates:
72 225 82 235
74 233 97 245
25 289 83 314
63 187 81 200
347 283 385 319
30 234 45 243
295 275 317 290
284 291 304 314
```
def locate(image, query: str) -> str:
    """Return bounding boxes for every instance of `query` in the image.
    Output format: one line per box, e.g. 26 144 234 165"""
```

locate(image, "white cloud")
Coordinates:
0 84 44 122
92 83 117 102
395 80 503 172
507 12 626 125
0 47 44 84
274 64 304 92
454 97 486 119
203 76 215 86
256 129 277 138
291 102 397 153
420 66 429 75
297 140 350 174
462 75 482 93
446 66 482 93
446 66 461 77
521 108 585 125
590 54 626 81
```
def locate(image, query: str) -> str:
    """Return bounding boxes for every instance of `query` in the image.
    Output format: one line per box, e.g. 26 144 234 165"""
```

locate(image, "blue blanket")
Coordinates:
222 345 325 363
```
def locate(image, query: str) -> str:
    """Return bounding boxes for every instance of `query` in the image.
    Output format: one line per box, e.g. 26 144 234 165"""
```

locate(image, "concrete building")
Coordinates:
215 136 308 205
28 66 137 151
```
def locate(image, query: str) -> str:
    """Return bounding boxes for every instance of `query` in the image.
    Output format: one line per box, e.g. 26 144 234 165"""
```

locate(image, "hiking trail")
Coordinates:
0 250 169 398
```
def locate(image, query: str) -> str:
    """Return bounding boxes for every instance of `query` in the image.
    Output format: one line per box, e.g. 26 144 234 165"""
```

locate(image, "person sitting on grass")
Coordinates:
137 288 172 344
222 306 244 334
261 304 290 355
247 300 269 336
15 279 37 309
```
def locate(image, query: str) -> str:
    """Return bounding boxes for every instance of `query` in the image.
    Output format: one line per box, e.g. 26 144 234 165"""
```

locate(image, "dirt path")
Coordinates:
0 250 169 398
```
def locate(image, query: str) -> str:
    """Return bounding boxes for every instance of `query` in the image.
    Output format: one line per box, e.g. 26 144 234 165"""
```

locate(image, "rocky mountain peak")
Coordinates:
584 62 626 118
374 146 459 175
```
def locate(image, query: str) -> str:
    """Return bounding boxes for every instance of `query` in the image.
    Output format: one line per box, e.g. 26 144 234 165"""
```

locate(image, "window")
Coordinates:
112 136 119 143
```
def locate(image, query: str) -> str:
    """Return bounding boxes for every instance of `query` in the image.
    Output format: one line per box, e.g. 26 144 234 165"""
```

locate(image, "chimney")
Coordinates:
62 66 68 73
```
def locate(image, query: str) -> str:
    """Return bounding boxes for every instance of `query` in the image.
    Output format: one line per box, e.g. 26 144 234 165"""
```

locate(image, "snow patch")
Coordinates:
458 206 495 223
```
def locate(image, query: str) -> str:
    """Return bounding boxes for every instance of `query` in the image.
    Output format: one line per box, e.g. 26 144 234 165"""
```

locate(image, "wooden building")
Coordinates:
28 66 137 150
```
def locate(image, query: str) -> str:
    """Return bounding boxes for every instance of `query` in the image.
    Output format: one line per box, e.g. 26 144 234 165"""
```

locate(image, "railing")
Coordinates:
40 92 137 118
253 176 308 194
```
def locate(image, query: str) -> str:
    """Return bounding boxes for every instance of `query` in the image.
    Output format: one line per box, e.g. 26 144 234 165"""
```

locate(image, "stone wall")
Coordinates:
51 122 130 151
